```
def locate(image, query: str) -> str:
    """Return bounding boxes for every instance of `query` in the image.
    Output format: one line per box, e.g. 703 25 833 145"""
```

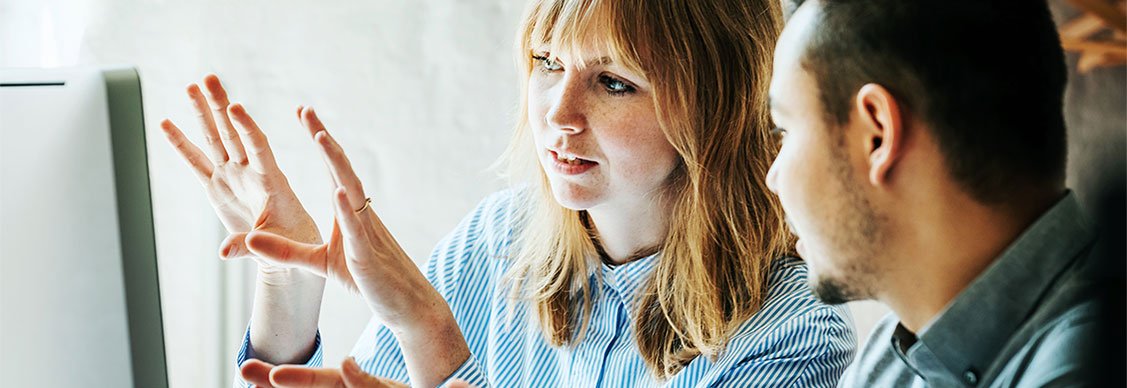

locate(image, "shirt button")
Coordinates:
963 369 979 385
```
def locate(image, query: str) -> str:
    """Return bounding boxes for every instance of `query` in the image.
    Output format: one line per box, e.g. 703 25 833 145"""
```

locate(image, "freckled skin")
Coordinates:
527 50 680 212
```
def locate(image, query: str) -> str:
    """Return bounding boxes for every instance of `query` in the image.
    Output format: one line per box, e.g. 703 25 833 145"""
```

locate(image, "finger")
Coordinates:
299 105 329 140
330 218 344 251
315 128 367 210
240 359 277 388
330 187 385 279
202 74 248 164
218 232 251 260
444 379 475 388
270 365 345 388
331 187 369 247
321 146 380 240
341 357 392 388
186 83 229 163
229 103 281 174
245 230 330 276
377 378 410 388
159 119 213 181
299 107 342 189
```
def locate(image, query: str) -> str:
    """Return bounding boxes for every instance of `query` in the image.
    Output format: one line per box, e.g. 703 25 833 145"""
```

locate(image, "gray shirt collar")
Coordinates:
889 191 1094 385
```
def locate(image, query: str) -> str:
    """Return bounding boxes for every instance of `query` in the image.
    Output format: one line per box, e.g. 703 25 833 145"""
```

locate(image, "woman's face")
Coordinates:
527 46 679 211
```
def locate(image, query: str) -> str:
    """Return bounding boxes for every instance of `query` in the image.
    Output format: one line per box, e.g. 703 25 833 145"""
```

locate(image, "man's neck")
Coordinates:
881 188 1063 333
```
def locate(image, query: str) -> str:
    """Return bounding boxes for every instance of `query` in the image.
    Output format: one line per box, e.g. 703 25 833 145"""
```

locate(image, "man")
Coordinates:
767 0 1106 386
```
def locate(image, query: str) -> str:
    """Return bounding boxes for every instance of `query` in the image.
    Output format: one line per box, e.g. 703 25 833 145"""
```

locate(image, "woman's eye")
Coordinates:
532 55 562 72
599 75 636 95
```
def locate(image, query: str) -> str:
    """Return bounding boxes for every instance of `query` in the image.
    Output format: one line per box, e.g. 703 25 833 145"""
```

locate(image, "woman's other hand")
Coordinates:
240 357 479 388
244 107 472 387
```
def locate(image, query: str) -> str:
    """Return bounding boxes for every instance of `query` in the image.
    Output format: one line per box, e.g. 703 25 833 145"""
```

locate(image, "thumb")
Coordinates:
218 232 252 260
238 359 276 388
444 380 475 388
341 357 393 387
245 230 328 275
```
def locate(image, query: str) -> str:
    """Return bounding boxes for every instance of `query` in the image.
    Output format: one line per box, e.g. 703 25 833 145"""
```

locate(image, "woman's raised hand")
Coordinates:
242 107 439 322
160 74 323 273
244 107 472 387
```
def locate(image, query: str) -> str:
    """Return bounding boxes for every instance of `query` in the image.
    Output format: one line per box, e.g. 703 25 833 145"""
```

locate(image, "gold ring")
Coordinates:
354 197 372 214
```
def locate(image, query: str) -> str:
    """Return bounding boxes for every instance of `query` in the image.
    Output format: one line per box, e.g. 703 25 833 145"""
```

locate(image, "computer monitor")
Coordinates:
0 66 168 387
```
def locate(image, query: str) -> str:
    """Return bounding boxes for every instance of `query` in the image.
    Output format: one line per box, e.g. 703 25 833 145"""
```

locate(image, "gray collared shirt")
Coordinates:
839 192 1103 387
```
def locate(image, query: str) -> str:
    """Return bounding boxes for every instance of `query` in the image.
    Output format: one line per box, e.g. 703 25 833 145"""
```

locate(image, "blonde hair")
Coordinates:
499 0 792 378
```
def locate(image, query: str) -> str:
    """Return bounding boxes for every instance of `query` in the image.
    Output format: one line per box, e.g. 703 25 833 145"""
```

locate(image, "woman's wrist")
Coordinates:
256 265 324 289
248 267 326 365
387 294 457 335
390 305 471 387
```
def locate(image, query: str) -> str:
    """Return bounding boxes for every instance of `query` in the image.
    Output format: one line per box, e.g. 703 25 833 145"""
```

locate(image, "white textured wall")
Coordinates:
1 0 893 386
129 1 523 386
3 0 520 385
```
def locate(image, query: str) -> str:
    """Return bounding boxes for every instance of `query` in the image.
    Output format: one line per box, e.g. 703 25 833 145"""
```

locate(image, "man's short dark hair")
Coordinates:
796 0 1069 204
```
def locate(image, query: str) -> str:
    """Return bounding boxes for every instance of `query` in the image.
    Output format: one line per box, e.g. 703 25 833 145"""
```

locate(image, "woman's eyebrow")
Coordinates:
588 57 613 65
564 57 615 66
530 49 614 66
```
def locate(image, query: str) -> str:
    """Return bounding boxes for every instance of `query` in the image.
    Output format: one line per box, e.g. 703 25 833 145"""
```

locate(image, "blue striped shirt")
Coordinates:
235 189 856 387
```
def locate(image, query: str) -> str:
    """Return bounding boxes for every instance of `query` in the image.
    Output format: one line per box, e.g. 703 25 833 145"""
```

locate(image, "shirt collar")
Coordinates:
894 191 1095 384
599 252 660 313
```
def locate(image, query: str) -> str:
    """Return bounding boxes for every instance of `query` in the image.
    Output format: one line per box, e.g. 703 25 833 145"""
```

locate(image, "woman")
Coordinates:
161 0 855 386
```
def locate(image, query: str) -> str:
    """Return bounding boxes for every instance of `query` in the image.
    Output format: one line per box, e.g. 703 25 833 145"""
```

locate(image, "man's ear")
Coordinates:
854 83 904 187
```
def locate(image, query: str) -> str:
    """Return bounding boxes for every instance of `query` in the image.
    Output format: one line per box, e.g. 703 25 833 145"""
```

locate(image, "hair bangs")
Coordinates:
521 0 646 77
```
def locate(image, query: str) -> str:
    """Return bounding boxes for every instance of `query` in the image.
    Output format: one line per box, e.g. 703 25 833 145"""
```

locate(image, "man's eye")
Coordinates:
532 55 562 72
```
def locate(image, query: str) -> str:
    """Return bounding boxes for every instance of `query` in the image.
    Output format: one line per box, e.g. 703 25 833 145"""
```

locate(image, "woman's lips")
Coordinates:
548 150 597 175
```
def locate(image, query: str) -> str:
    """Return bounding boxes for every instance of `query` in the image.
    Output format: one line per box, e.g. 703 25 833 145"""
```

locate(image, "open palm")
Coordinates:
160 74 322 271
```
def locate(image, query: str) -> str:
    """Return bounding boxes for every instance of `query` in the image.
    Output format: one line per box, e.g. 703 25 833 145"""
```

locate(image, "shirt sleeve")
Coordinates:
231 326 324 388
439 354 489 387
713 306 856 387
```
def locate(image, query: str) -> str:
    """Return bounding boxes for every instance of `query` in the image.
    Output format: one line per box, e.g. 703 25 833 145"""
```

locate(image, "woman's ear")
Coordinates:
854 83 904 187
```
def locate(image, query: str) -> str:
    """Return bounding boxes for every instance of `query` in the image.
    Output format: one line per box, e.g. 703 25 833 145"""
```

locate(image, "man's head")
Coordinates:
767 0 1069 304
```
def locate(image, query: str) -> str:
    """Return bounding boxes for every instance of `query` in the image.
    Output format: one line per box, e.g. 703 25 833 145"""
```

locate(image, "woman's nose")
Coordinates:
545 75 587 134
766 157 781 194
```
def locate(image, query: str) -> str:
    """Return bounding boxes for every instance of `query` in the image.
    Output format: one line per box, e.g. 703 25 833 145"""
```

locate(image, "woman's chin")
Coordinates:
548 183 602 211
